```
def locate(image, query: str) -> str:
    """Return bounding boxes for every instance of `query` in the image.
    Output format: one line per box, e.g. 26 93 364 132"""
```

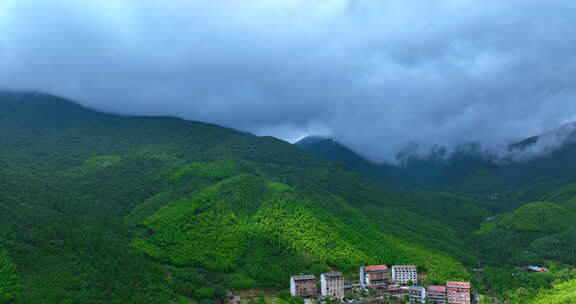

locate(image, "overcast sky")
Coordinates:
1 0 576 162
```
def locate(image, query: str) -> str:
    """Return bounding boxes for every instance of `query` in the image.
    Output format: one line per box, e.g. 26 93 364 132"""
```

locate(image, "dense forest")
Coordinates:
1 92 576 303
0 92 479 303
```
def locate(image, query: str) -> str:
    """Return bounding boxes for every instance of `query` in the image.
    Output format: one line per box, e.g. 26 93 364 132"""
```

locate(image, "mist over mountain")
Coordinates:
296 125 576 195
3 0 576 162
4 1 576 302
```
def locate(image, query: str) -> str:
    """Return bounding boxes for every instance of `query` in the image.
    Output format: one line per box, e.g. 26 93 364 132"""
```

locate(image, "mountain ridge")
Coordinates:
296 126 576 200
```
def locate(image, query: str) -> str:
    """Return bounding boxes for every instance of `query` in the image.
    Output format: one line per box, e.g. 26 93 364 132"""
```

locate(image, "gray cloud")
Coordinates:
2 0 576 162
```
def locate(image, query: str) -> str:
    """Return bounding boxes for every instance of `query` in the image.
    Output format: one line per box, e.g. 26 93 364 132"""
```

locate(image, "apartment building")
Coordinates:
391 265 418 285
409 286 426 304
446 281 471 304
427 285 447 304
360 265 391 289
320 272 345 300
290 275 317 298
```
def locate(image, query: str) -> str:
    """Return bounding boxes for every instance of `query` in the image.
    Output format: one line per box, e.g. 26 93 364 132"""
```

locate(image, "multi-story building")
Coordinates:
320 272 345 300
409 286 426 304
360 265 391 289
383 284 409 297
391 265 418 285
290 275 317 298
446 281 471 304
427 285 447 304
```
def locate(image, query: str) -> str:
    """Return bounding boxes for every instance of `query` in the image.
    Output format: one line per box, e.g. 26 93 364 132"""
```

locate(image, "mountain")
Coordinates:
295 136 501 188
294 136 497 189
296 127 576 207
0 92 481 303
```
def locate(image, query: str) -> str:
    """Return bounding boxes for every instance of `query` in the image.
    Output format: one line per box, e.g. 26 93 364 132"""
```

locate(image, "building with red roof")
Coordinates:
426 285 447 304
360 265 391 290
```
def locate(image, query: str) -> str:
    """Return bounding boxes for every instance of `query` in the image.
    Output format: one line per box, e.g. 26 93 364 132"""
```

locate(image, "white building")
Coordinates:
391 265 418 285
320 272 345 300
409 286 426 304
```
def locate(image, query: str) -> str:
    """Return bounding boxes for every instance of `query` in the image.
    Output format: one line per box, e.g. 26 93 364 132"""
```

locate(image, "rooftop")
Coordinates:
446 281 471 288
392 265 417 268
292 275 316 281
364 265 388 271
322 272 343 278
427 285 447 293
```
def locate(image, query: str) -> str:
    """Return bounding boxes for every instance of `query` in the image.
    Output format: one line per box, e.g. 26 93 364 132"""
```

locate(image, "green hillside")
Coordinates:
529 278 576 304
541 183 576 211
133 170 469 287
499 202 576 232
472 201 576 266
0 92 477 303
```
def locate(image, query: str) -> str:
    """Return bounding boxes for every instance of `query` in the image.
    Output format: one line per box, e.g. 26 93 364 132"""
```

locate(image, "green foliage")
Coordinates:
528 230 576 264
0 250 19 303
529 279 576 304
171 160 240 182
0 93 478 302
541 182 576 212
473 202 576 266
482 267 553 300
475 222 497 236
136 173 470 285
500 202 576 232
478 265 576 303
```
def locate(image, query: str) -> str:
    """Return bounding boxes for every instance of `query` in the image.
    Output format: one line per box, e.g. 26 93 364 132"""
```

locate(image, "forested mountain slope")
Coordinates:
472 201 576 265
296 131 576 205
0 92 481 303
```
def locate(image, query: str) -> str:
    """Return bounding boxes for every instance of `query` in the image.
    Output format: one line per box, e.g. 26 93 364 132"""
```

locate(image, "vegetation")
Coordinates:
541 182 576 212
529 279 576 304
4 92 576 302
528 230 576 264
0 92 476 303
0 250 19 303
471 200 576 270
132 169 471 286
499 202 576 232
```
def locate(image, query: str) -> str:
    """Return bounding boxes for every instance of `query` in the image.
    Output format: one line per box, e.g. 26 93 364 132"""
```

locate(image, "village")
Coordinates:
289 264 472 304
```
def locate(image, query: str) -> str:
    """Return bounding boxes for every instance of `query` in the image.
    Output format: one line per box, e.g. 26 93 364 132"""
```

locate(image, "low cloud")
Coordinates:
2 0 576 163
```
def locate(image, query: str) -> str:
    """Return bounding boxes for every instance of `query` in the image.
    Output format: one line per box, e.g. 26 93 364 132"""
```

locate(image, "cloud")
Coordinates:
2 0 576 163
